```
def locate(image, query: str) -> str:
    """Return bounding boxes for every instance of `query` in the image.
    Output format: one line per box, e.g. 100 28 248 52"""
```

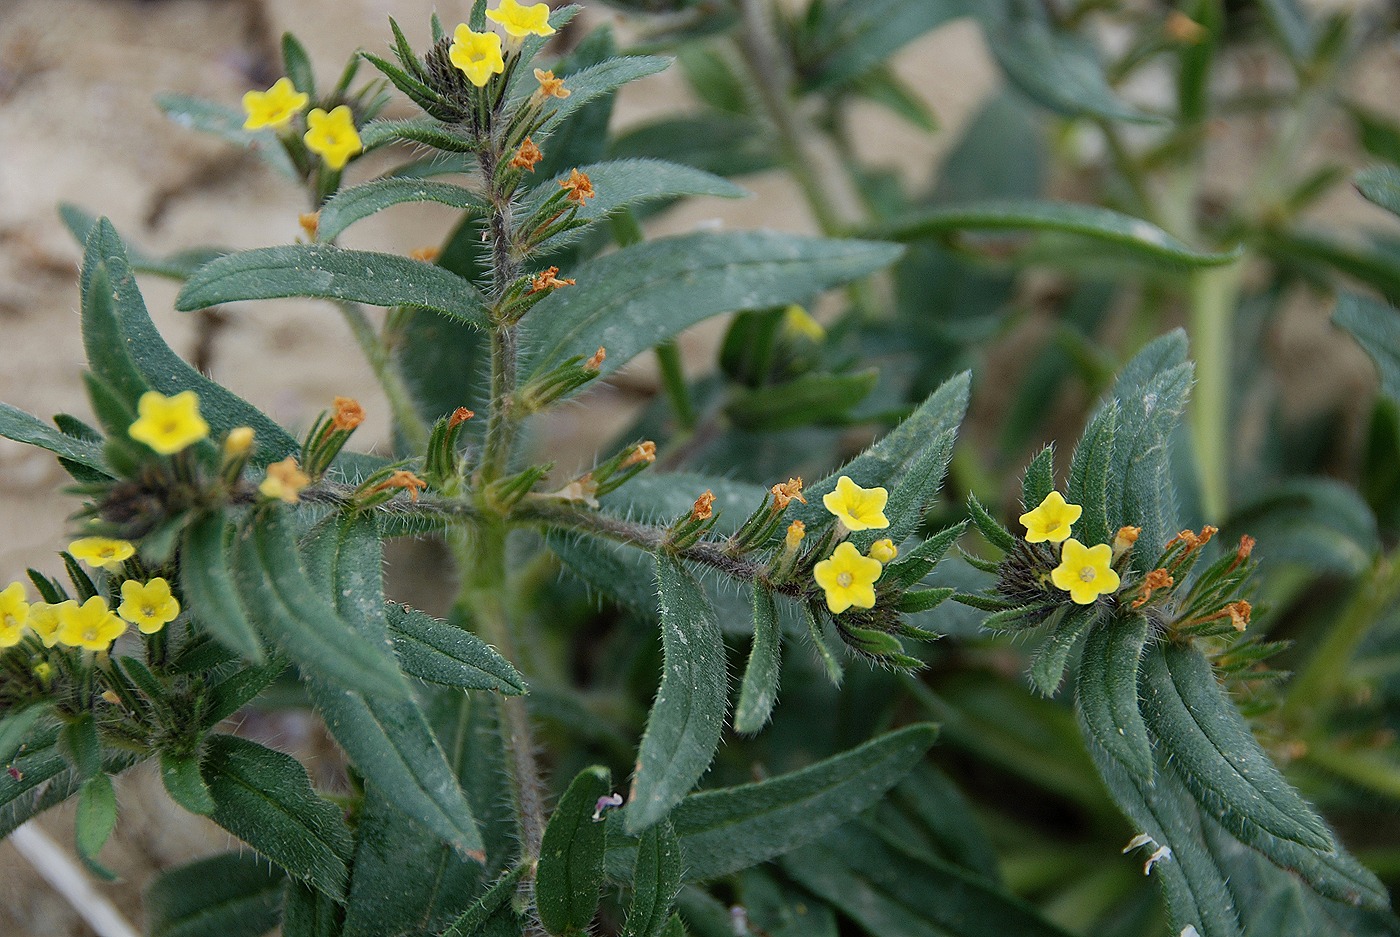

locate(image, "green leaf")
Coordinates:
302 513 485 860
528 55 673 133
966 493 1017 552
523 233 902 390
203 734 353 898
181 511 266 662
60 203 227 280
733 589 782 735
0 404 109 474
984 18 1161 124
627 557 729 833
75 772 117 861
316 179 489 243
145 851 286 937
538 766 613 935
1076 614 1153 783
177 244 491 329
439 866 529 937
609 113 778 178
882 199 1240 268
623 821 683 937
1334 291 1400 406
1028 605 1098 697
1141 643 1331 850
1066 402 1118 547
232 507 409 701
155 92 298 179
738 868 838 937
386 603 526 694
160 751 216 816
0 707 50 770
60 714 102 780
1355 166 1400 218
1226 478 1379 577
1021 445 1055 510
806 0 963 89
609 724 939 882
725 369 880 431
282 879 340 937
281 33 316 98
360 118 477 155
781 821 1077 937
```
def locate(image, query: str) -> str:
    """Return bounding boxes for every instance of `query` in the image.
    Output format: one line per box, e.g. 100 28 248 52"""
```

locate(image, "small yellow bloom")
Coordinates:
785 520 806 550
69 537 136 572
0 582 30 648
57 596 127 651
868 539 898 563
449 25 506 87
117 578 180 635
822 475 890 532
260 457 311 504
783 305 826 343
28 602 67 648
242 77 309 131
487 0 556 38
814 542 884 614
304 106 363 171
129 390 210 456
1050 538 1121 605
1019 491 1082 544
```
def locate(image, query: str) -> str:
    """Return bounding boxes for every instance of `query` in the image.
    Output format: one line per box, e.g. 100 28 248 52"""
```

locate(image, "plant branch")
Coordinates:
336 301 432 454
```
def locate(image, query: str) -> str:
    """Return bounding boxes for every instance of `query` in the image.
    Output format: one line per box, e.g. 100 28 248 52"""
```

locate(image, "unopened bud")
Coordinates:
623 441 656 468
868 539 898 563
785 520 806 550
299 212 320 240
225 426 255 457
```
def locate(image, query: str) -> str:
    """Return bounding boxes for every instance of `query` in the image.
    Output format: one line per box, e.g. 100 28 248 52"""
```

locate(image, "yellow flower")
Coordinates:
822 475 890 532
783 304 826 343
868 539 898 563
1050 538 1121 605
57 596 127 651
117 578 180 635
241 77 309 131
69 537 136 572
260 456 311 503
814 542 884 614
1018 491 1082 544
0 582 30 648
304 106 362 171
486 0 556 38
129 390 210 456
29 602 67 648
785 520 806 550
449 25 506 87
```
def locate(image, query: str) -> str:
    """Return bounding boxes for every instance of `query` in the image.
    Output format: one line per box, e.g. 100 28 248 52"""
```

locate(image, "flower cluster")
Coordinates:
241 77 363 171
448 0 556 88
812 476 894 613
1018 492 1120 605
0 571 180 655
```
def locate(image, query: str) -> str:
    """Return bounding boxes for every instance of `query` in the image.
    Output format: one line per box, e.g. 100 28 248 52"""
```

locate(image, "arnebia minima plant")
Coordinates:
3 0 1400 935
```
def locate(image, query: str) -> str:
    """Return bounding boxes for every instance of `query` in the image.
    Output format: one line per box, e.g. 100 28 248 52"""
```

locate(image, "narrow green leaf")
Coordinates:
0 707 50 770
161 751 216 816
181 511 266 662
1355 165 1400 218
201 658 288 728
538 766 613 935
1021 445 1055 510
808 0 962 89
282 879 340 937
316 179 488 243
1334 291 1400 406
726 369 879 431
177 244 491 329
203 734 353 898
609 113 778 178
966 493 1017 552
529 56 672 133
660 914 687 937
1076 614 1154 782
156 93 298 179
75 773 117 860
738 868 839 937
608 724 939 882
623 821 683 937
281 33 316 98
1028 605 1098 697
1066 402 1117 547
360 117 477 154
1141 642 1332 850
627 557 729 833
0 404 109 474
439 866 529 937
59 714 102 780
882 199 1240 268
733 589 782 735
523 233 902 390
145 852 286 937
60 204 227 280
386 603 525 694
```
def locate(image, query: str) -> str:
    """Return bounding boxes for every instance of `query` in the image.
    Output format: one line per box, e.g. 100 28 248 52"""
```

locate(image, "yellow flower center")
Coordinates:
99 548 115 559
83 626 99 642
1079 567 1096 583
143 605 155 618
1 613 13 628
837 572 854 588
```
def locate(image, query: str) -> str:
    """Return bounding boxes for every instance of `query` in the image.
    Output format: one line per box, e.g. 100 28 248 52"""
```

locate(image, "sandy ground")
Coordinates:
0 0 1396 933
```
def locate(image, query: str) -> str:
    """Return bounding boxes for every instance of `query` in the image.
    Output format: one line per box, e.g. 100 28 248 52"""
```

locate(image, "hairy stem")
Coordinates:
479 142 523 484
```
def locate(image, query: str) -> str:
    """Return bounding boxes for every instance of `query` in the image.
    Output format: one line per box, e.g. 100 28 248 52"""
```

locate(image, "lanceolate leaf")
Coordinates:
528 55 673 132
623 821 683 937
203 734 354 899
627 557 729 834
1355 165 1400 218
1334 291 1400 406
60 203 227 280
177 244 491 329
1067 402 1117 547
316 179 489 243
523 233 902 389
156 93 298 179
181 511 266 662
1076 614 1153 782
1021 445 1055 510
145 852 287 937
881 200 1240 268
537 766 613 935
1140 642 1332 851
0 404 107 474
1028 605 1098 697
733 588 782 735
386 603 526 694
805 0 964 89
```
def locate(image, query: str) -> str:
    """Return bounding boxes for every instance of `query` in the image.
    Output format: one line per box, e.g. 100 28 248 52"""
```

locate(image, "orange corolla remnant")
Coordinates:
1165 11 1208 43
1228 534 1256 572
527 266 576 295
533 68 570 99
260 457 311 503
692 490 716 521
369 470 429 502
1166 525 1218 554
1227 600 1252 632
448 407 476 428
770 477 806 510
623 441 657 467
559 168 596 205
584 347 606 371
332 396 365 431
299 212 320 239
511 137 543 171
1132 568 1175 609
410 246 441 263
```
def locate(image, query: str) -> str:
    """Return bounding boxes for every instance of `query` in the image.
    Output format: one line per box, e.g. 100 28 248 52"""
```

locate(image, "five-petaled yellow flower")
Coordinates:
0 582 30 648
129 390 210 456
304 106 363 171
28 602 67 648
450 25 506 87
822 475 890 532
69 536 136 572
118 578 181 635
487 0 556 38
814 542 884 614
57 596 127 651
260 456 311 503
242 77 309 131
868 539 898 563
1019 491 1082 544
1050 538 1121 605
